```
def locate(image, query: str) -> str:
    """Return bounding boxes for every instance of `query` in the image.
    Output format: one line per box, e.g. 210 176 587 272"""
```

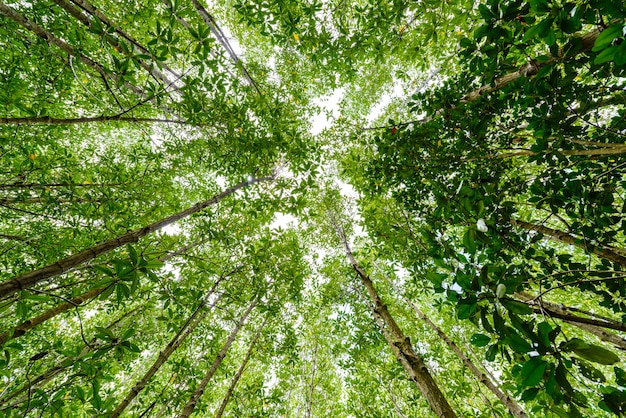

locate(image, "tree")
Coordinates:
1 0 626 417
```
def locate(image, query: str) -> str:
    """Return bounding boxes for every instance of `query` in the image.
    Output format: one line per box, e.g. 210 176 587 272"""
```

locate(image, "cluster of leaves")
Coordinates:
346 0 626 415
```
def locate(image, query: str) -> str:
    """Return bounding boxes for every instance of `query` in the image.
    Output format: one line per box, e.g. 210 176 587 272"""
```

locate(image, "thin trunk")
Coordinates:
50 0 182 94
110 276 226 418
0 285 109 346
190 0 260 94
69 0 181 81
481 146 626 161
178 299 258 418
332 218 456 418
356 267 456 417
0 116 187 125
0 307 141 408
0 197 97 204
0 175 274 299
161 0 238 82
511 219 626 268
0 237 214 346
401 295 526 417
0 3 145 97
214 316 267 418
305 341 318 418
0 182 125 189
516 292 626 350
461 25 605 102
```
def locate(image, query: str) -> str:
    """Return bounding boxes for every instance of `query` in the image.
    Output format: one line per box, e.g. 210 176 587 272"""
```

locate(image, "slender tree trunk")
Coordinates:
68 0 181 80
400 295 526 417
190 0 260 94
516 292 626 350
0 231 208 345
0 307 141 408
332 219 456 418
50 0 182 94
461 25 606 102
178 299 258 418
0 2 145 97
0 116 187 125
160 0 239 82
110 277 226 418
0 285 109 346
306 341 318 418
0 175 274 299
214 316 268 418
511 219 626 267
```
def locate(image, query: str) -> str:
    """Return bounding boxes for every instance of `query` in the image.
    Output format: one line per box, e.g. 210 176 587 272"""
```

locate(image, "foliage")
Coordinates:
1 0 626 417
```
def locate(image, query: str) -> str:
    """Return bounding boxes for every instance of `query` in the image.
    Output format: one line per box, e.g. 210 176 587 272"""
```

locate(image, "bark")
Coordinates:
332 219 456 418
0 238 206 353
0 307 141 408
190 0 260 94
110 277 226 418
461 26 606 102
306 341 318 418
68 0 181 81
214 316 267 418
0 116 187 125
0 286 108 346
161 0 239 82
50 0 182 94
0 175 274 299
0 2 145 97
482 146 626 161
511 219 626 268
516 292 626 348
401 296 526 417
0 182 125 189
178 299 258 418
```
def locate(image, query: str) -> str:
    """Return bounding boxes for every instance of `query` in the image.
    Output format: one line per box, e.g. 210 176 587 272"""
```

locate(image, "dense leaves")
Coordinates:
1 0 626 417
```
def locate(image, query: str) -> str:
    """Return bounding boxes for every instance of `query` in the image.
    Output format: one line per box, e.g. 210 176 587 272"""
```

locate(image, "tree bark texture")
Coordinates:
214 316 267 418
511 219 626 267
178 298 258 418
0 175 273 299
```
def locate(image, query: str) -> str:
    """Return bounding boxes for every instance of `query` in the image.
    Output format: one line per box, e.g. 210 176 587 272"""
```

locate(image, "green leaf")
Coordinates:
563 338 620 365
575 359 606 382
592 24 624 52
127 244 138 265
462 228 476 254
470 333 491 347
594 45 619 65
521 357 547 387
500 299 533 315
145 260 165 270
503 331 531 353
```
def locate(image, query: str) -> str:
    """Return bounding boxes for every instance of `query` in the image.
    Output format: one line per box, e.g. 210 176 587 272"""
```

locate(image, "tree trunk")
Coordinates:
332 219 457 418
0 307 141 408
0 116 187 125
0 3 145 97
0 236 207 346
306 341 318 418
178 299 258 418
50 0 182 94
516 292 626 350
214 316 267 418
511 219 626 268
0 175 273 299
461 25 606 102
110 275 226 417
190 0 260 93
401 295 526 417
0 286 109 346
69 0 182 81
